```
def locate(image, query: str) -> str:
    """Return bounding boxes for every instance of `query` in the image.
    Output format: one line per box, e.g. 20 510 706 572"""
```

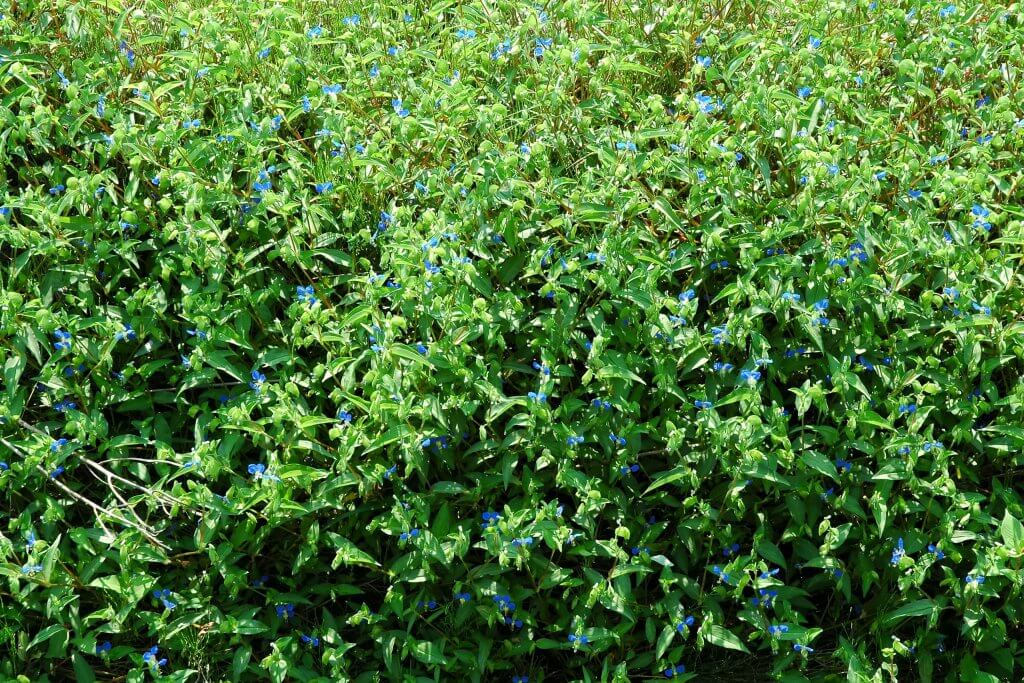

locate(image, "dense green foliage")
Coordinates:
2 0 1024 680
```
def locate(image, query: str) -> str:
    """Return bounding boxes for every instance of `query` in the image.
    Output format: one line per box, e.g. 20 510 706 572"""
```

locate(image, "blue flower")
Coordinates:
21 563 44 575
399 528 421 541
534 37 553 58
615 140 637 152
664 664 686 677
928 544 945 560
808 36 821 49
296 285 318 306
378 211 393 233
322 84 343 95
341 14 360 25
793 644 814 653
527 391 547 402
768 624 789 637
249 370 266 393
314 181 334 195
96 641 112 654
619 463 640 474
182 118 201 130
306 25 323 39
890 537 906 565
567 634 589 644
676 615 695 633
695 55 711 68
456 28 477 40
907 188 922 200
695 91 723 114
153 588 177 610
512 677 529 683
898 403 917 415
392 98 410 117
964 574 986 585
797 86 812 99
740 369 761 382
142 646 167 669
257 47 270 59
247 463 280 482
491 38 513 60
567 435 585 446
301 633 320 647
275 603 295 619
53 329 72 350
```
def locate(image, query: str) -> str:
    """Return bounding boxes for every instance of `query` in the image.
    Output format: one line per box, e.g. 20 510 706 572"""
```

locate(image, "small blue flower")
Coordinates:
53 329 72 350
258 47 270 59
249 370 266 393
295 285 318 306
301 633 320 647
890 537 906 566
740 369 761 382
768 624 789 637
456 28 476 40
808 36 821 49
695 55 711 68
322 84 343 95
797 86 812 99
928 544 945 560
306 25 323 39
964 574 986 585
275 603 295 619
142 646 167 669
694 400 713 410
96 641 112 654
907 188 922 200
793 643 814 653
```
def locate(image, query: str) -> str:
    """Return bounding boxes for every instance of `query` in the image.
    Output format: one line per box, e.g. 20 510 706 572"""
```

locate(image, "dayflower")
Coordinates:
142 646 167 669
890 537 906 566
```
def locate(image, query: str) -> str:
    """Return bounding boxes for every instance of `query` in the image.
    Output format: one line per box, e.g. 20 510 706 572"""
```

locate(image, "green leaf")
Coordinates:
756 540 787 568
1000 511 1024 551
706 625 750 653
331 535 381 569
883 599 936 624
27 624 65 651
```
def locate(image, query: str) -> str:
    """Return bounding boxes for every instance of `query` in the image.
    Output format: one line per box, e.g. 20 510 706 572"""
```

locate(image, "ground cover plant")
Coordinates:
1 0 1024 680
